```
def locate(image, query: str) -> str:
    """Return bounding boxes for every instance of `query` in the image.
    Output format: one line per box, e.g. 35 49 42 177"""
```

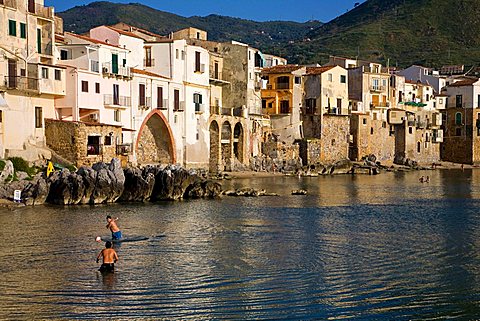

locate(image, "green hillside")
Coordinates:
58 1 322 50
281 0 480 67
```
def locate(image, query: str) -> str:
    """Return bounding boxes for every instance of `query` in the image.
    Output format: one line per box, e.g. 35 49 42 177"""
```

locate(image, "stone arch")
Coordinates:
136 110 176 164
209 120 220 173
233 122 244 162
221 121 232 171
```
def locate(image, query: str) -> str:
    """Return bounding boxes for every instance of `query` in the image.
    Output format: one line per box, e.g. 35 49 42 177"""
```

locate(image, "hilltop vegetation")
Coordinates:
58 2 322 50
58 0 480 68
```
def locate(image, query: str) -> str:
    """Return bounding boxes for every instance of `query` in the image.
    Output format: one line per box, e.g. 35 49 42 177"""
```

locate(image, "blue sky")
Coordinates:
45 0 366 23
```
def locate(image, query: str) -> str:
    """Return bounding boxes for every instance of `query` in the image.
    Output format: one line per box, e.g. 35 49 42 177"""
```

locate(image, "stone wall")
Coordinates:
137 114 172 165
350 114 394 163
45 119 123 167
321 115 350 163
262 141 300 161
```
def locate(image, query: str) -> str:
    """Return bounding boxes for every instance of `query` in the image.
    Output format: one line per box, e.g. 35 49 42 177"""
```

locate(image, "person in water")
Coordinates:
106 215 122 240
96 241 118 272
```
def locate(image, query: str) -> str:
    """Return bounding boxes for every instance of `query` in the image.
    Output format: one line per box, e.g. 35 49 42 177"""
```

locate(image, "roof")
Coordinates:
131 68 170 80
261 64 303 74
112 23 166 40
106 26 145 40
64 32 124 49
448 79 478 87
306 66 335 75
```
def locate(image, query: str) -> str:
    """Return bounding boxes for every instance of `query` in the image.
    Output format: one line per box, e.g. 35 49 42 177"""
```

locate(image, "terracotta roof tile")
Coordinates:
131 68 170 79
262 64 303 74
106 26 145 39
65 32 123 49
306 66 335 75
448 79 478 87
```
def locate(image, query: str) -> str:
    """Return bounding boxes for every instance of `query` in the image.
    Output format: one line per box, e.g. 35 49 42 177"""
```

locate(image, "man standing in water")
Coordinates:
96 241 118 272
106 215 122 240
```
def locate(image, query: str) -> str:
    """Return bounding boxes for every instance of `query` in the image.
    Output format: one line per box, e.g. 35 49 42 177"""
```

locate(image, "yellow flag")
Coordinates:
47 161 54 177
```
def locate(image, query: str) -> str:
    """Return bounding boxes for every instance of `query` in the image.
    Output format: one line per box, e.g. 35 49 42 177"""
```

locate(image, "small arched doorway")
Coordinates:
136 111 175 165
209 120 220 173
233 123 244 163
221 121 232 171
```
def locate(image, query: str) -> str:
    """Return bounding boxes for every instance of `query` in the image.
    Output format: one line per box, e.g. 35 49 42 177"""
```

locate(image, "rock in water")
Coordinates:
22 173 50 206
47 169 86 205
119 167 155 202
151 166 197 201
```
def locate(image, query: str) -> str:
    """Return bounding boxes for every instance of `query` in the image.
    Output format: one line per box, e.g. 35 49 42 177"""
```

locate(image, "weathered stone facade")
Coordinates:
394 124 441 165
300 115 349 165
442 108 480 164
350 114 395 163
45 119 126 167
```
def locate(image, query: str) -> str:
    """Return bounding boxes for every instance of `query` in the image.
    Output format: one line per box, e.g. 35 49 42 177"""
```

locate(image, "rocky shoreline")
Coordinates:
0 158 222 207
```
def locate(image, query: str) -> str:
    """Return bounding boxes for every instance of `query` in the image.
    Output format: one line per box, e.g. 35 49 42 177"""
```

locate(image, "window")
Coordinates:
478 94 480 108
35 107 43 128
294 76 301 84
328 73 333 82
139 84 146 106
417 142 421 153
249 51 251 60
277 76 289 89
456 128 462 136
104 136 112 146
41 67 48 79
95 82 100 94
81 81 88 92
157 87 164 108
20 23 26 39
362 118 367 125
262 99 267 109
174 89 180 111
176 49 179 59
194 51 201 72
336 98 342 113
37 28 41 53
456 95 463 108
306 98 316 114
122 59 126 67
0 110 2 123
280 100 289 114
113 84 119 105
111 54 119 74
455 112 462 125
8 20 16 37
340 75 346 83
144 46 152 67
60 49 68 60
370 127 374 135
193 93 203 112
196 32 200 39
409 127 413 134
372 78 380 90
114 109 121 122
87 136 101 155
54 69 61 81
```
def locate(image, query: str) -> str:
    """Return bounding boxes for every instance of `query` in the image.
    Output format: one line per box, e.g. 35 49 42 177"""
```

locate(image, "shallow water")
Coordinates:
1 169 480 320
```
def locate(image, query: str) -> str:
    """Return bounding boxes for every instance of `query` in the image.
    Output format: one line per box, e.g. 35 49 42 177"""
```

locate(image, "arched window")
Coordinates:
455 112 462 125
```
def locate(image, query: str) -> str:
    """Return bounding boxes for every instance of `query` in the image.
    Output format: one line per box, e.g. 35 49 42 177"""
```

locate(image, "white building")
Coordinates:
397 65 447 94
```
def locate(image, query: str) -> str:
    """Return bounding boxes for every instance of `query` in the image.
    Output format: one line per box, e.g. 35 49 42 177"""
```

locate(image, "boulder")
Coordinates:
22 173 50 206
77 166 97 204
119 167 155 202
47 169 86 205
151 165 198 201
0 160 14 183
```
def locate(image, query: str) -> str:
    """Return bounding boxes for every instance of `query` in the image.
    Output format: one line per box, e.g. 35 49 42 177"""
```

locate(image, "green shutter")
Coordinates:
37 28 41 53
8 20 16 37
20 23 26 39
112 54 118 74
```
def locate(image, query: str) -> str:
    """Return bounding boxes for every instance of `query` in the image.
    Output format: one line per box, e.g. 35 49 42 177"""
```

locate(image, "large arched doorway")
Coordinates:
233 123 244 162
221 121 232 171
136 111 175 164
209 121 220 173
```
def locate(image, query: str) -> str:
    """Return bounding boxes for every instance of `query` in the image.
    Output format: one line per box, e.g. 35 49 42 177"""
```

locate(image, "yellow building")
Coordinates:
261 65 306 142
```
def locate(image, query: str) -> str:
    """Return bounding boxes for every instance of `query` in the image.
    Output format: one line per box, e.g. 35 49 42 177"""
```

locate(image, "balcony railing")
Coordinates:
104 94 131 107
213 106 244 117
0 0 16 8
276 83 290 90
90 60 99 73
144 59 155 67
138 97 152 109
2 76 39 92
362 66 389 74
102 63 131 78
39 42 53 56
156 99 168 110
174 101 185 112
195 103 205 113
116 143 133 156
210 70 223 80
370 85 386 92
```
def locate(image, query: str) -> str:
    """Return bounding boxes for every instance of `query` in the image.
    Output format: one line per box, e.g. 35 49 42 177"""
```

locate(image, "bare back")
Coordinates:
107 220 120 233
99 248 118 264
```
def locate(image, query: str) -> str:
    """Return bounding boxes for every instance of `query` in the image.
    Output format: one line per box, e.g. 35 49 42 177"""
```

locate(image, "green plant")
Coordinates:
0 160 5 172
8 157 36 177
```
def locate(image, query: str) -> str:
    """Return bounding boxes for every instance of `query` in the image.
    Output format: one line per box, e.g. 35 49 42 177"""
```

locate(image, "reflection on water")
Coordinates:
0 170 480 319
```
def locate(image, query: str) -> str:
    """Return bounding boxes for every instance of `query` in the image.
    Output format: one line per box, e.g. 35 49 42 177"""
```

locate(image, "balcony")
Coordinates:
209 71 229 86
39 42 53 56
276 83 290 90
156 99 168 110
370 101 390 108
104 95 131 107
362 66 389 74
29 3 54 20
2 76 39 92
144 59 155 68
102 63 131 78
138 97 152 110
195 103 205 113
0 0 16 9
370 85 386 92
116 143 133 156
90 60 100 73
174 101 185 112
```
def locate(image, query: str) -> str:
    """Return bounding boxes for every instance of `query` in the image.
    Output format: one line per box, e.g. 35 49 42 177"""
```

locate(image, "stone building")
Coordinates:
45 119 128 167
442 79 480 164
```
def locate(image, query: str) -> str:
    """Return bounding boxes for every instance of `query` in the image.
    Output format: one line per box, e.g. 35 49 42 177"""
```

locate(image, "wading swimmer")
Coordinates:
106 215 122 240
96 241 118 272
